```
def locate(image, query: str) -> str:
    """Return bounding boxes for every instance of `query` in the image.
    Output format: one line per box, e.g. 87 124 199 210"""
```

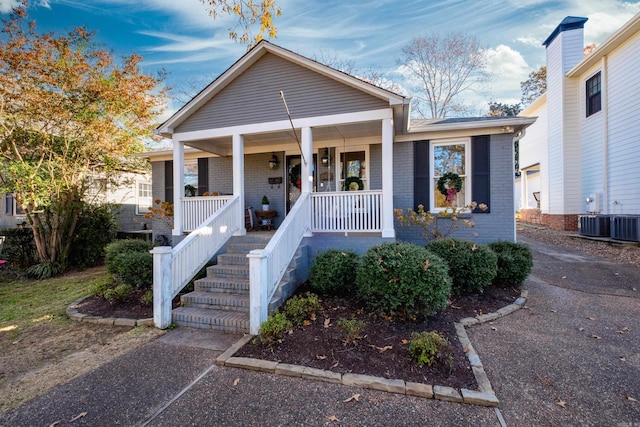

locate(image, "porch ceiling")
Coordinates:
184 121 382 156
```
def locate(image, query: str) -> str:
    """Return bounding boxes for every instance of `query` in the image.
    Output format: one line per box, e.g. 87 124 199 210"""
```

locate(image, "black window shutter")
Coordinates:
414 140 430 210
164 161 173 204
197 158 209 196
471 135 490 213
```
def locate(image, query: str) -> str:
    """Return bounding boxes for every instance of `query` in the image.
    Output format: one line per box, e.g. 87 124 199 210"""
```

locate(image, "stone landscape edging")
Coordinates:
66 296 154 327
215 289 529 408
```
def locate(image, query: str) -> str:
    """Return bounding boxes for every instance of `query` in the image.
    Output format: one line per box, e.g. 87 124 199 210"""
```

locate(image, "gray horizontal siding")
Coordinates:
176 53 389 133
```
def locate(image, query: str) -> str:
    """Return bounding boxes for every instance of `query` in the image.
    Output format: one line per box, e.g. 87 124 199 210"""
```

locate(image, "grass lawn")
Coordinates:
0 267 108 334
0 266 164 413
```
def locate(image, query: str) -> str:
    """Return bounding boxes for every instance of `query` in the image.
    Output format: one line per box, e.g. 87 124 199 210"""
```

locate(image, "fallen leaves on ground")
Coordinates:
323 318 331 328
616 327 630 334
536 374 553 386
592 334 602 340
233 378 240 386
69 412 87 422
327 415 340 422
621 394 638 402
556 398 567 408
343 393 360 403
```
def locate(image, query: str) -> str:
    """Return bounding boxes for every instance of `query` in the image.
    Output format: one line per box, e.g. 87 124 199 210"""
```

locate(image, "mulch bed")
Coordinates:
235 285 521 389
75 289 162 319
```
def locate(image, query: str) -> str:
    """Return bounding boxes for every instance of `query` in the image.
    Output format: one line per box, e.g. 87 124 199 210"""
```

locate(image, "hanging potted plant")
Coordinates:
262 195 270 211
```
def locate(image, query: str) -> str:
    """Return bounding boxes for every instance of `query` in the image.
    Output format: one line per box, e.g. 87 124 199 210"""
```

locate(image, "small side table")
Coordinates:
255 210 277 231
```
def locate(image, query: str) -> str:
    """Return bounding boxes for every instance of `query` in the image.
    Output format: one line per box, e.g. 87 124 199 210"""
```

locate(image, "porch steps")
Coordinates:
172 234 307 333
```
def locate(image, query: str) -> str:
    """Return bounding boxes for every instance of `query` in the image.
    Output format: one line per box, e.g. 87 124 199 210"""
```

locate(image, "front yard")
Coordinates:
0 267 163 413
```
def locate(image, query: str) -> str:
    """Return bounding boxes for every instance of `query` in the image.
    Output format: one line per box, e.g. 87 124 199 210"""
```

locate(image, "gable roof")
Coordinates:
156 41 408 137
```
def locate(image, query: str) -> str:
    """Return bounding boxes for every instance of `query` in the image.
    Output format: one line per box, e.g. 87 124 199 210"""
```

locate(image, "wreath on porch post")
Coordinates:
436 172 462 203
343 176 364 191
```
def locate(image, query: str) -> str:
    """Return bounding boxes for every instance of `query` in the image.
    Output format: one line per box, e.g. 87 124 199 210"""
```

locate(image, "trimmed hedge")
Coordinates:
105 239 153 289
356 242 451 318
488 241 533 288
426 238 497 294
309 249 359 296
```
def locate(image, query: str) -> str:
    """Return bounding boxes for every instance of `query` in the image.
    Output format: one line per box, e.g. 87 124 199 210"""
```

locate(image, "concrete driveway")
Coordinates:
1 235 638 426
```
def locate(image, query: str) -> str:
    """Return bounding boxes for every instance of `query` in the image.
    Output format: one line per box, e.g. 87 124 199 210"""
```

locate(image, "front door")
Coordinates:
285 154 317 213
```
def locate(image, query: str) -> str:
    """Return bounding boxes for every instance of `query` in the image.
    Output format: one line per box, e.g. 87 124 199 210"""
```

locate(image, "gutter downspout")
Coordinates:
601 56 609 214
513 128 526 243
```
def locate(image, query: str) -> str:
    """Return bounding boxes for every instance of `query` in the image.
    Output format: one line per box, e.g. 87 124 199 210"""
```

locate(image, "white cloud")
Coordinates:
485 45 530 103
516 36 542 47
0 0 20 13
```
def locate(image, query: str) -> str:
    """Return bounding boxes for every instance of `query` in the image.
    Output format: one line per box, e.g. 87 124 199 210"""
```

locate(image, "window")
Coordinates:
430 139 470 210
586 72 601 117
136 182 153 215
336 146 369 191
4 193 24 216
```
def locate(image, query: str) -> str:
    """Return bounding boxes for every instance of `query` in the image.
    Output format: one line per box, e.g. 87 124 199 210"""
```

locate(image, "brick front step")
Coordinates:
194 277 250 293
180 291 249 312
172 307 249 333
206 265 250 279
216 253 250 265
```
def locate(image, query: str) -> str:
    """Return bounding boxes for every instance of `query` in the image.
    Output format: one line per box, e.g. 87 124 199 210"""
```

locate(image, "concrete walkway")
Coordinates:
1 236 639 426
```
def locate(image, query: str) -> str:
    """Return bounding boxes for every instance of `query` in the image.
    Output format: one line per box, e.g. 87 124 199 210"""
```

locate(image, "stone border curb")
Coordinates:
66 296 154 328
215 289 528 407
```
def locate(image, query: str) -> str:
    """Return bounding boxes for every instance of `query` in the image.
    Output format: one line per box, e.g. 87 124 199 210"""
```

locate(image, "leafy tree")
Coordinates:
399 33 490 118
0 7 166 275
520 66 546 106
199 0 281 45
488 101 522 117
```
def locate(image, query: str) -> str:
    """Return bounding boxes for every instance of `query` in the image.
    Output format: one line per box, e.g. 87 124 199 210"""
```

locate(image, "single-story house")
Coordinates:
518 12 640 236
147 41 535 333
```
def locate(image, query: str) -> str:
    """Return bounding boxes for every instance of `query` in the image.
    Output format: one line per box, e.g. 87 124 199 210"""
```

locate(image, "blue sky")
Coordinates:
2 0 639 118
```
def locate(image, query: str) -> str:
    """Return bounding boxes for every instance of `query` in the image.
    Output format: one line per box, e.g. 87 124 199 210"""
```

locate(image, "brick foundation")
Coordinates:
519 209 541 225
540 214 579 231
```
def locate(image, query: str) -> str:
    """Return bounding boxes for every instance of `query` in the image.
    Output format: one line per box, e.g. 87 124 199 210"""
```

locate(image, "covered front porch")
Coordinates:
169 112 396 238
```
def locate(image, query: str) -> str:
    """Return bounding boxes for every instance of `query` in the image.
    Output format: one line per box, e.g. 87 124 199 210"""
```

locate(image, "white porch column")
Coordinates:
301 127 313 237
381 118 395 238
172 140 184 236
301 127 313 193
232 133 246 236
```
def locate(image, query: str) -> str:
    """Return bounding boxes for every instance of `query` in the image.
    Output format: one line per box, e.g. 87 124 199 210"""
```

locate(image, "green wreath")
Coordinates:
436 172 462 197
343 176 364 191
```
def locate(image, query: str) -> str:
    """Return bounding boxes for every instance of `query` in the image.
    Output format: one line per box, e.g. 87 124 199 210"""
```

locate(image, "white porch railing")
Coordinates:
152 196 242 329
311 190 382 233
247 192 311 335
181 195 233 232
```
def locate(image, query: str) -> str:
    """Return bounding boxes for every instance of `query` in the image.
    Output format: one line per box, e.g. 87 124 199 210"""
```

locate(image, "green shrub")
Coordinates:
309 249 359 296
141 290 154 306
426 238 497 295
68 203 119 269
103 283 134 304
336 317 366 346
105 240 153 289
488 241 533 288
0 227 37 270
355 242 451 318
283 292 321 326
25 261 65 280
258 310 292 345
408 331 453 368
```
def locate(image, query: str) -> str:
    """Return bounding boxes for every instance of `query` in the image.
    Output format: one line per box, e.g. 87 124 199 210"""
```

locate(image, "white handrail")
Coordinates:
311 191 382 232
181 196 233 232
152 196 242 328
248 192 310 334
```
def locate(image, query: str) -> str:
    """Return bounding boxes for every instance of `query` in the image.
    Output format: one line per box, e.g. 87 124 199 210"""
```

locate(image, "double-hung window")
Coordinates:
136 182 153 215
430 139 471 211
586 72 601 117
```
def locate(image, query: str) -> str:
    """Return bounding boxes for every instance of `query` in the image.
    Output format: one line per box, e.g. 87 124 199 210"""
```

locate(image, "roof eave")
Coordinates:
568 11 640 77
408 117 537 134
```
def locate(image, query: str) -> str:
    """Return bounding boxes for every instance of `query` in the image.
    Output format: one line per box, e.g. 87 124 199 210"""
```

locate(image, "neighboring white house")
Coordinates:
518 12 640 235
